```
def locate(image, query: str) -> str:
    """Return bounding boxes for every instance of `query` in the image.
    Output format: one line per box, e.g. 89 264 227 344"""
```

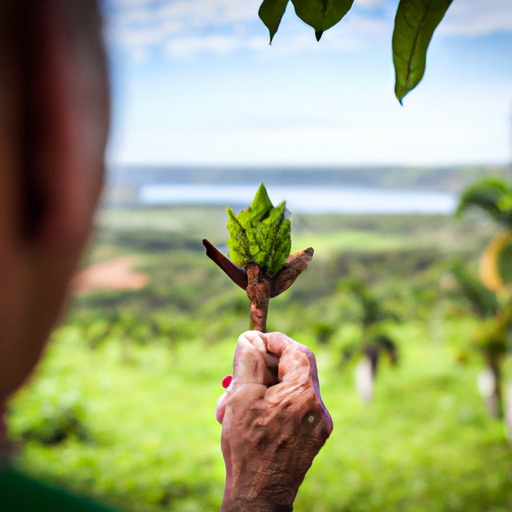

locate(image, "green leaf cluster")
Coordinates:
258 0 453 102
259 0 354 42
226 183 291 274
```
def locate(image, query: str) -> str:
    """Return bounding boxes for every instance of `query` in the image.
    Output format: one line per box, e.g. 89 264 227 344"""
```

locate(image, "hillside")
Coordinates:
104 165 512 206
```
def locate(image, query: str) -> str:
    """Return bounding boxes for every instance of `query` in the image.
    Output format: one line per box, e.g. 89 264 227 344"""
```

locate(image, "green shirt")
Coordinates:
0 467 118 512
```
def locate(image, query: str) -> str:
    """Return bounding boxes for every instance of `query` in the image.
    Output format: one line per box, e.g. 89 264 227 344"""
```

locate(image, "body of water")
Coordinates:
139 184 457 214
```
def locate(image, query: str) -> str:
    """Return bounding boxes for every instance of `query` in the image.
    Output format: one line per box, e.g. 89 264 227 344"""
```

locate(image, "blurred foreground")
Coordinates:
6 206 512 512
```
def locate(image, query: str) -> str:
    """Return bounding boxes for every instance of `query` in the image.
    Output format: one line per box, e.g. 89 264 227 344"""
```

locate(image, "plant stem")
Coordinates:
246 263 271 333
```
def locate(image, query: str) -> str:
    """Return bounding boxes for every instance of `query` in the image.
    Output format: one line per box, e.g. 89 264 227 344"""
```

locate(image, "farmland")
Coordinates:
7 205 512 512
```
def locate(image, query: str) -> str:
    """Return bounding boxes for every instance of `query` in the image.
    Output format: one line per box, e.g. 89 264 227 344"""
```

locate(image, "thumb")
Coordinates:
216 331 276 424
232 331 277 386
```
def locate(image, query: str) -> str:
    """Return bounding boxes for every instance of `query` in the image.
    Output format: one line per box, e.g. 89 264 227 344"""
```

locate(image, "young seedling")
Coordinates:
203 183 313 332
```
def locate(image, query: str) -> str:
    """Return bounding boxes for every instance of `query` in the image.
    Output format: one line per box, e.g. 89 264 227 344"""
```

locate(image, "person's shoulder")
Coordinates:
0 468 119 512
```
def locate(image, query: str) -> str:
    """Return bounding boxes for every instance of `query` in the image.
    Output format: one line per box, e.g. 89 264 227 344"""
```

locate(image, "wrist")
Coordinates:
222 474 296 512
221 496 293 512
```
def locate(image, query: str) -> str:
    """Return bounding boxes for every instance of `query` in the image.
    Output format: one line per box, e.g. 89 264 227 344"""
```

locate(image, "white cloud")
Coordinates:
130 47 151 62
440 0 512 36
355 0 387 9
104 0 388 61
104 0 512 64
109 20 183 47
106 0 260 40
105 0 263 61
165 34 241 58
154 0 257 25
115 0 154 7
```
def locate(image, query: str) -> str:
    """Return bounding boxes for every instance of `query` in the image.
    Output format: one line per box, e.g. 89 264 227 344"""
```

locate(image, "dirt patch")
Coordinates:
71 256 150 295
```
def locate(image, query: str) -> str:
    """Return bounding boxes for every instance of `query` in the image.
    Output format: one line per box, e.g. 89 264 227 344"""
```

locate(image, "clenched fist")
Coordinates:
217 331 333 512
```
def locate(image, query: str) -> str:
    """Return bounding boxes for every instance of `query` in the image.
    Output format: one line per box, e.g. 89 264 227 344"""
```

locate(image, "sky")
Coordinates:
101 0 512 168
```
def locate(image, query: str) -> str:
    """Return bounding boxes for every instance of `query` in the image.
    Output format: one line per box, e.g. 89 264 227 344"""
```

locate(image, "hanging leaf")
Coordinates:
392 0 453 103
291 0 354 41
259 0 290 43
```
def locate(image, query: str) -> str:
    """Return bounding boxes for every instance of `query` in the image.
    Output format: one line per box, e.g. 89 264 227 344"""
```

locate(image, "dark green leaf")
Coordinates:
291 0 354 41
259 0 290 43
392 0 452 103
226 207 251 268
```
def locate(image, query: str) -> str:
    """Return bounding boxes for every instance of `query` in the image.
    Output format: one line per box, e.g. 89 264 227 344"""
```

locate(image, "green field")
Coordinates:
6 206 512 511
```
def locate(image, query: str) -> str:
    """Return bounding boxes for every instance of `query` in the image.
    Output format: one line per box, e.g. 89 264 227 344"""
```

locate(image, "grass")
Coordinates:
8 319 512 512
6 206 512 511
292 230 416 255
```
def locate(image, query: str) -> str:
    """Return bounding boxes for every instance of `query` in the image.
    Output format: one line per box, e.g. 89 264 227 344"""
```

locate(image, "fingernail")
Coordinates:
221 375 233 389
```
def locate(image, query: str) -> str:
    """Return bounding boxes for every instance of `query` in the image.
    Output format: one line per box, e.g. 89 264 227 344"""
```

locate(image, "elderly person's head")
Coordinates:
0 0 109 431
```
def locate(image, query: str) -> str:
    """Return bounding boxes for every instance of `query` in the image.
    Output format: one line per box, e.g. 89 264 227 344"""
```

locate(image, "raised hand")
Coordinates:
217 331 333 512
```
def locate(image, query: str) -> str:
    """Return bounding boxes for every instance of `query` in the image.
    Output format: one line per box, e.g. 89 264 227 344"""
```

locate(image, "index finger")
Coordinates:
264 332 322 393
232 332 278 386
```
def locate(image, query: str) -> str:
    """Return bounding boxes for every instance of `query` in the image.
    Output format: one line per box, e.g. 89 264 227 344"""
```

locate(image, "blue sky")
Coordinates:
102 0 512 167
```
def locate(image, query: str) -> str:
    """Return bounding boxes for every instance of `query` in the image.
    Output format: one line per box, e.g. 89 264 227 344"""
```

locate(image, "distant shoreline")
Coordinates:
103 164 510 212
136 184 456 215
106 164 510 191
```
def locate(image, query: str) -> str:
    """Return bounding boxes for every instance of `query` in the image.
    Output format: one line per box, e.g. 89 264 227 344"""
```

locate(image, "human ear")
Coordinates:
21 0 110 255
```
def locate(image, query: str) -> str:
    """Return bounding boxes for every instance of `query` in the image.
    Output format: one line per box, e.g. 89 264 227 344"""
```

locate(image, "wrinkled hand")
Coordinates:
217 331 333 512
